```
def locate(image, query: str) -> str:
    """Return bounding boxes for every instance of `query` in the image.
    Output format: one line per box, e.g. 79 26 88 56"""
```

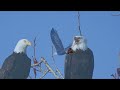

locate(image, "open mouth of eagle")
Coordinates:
67 48 74 54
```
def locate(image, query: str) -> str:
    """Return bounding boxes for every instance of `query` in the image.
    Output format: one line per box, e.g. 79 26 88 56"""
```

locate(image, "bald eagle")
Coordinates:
65 36 94 79
0 39 31 79
50 28 94 79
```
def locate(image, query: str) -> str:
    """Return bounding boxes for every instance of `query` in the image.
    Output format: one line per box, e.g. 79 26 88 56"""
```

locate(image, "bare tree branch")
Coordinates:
40 69 49 79
30 36 63 79
51 46 64 79
41 57 60 79
32 37 38 78
31 57 61 79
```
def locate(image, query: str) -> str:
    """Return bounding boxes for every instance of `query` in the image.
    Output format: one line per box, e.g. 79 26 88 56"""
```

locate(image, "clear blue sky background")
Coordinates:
0 11 120 79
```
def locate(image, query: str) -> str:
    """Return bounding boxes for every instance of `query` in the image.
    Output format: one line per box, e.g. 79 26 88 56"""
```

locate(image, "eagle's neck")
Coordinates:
14 45 27 54
71 41 88 51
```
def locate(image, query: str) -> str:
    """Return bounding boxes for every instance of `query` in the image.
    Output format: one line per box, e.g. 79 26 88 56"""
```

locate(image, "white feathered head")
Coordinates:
14 39 31 54
71 36 88 51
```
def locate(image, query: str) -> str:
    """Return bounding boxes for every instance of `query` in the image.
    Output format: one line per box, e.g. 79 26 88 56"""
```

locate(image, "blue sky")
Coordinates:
0 11 120 79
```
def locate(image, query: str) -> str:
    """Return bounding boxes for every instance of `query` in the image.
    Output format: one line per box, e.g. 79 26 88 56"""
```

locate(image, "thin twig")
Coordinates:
39 69 49 79
33 34 40 58
31 61 43 67
52 46 56 62
33 37 36 59
38 63 43 73
31 67 42 72
56 69 64 79
32 36 40 78
77 11 82 36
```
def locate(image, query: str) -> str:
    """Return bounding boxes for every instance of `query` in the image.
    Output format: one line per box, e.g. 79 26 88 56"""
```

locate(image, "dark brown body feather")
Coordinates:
0 52 31 79
64 48 94 79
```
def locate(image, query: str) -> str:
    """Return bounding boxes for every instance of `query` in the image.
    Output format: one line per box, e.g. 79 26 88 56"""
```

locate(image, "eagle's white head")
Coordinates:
71 36 88 51
14 39 31 54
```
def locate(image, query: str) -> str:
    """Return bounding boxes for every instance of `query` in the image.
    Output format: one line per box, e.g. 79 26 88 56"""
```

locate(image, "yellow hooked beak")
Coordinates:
27 41 32 46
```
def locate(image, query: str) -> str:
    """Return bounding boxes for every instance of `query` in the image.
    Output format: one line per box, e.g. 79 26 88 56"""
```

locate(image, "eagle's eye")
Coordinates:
24 40 27 43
